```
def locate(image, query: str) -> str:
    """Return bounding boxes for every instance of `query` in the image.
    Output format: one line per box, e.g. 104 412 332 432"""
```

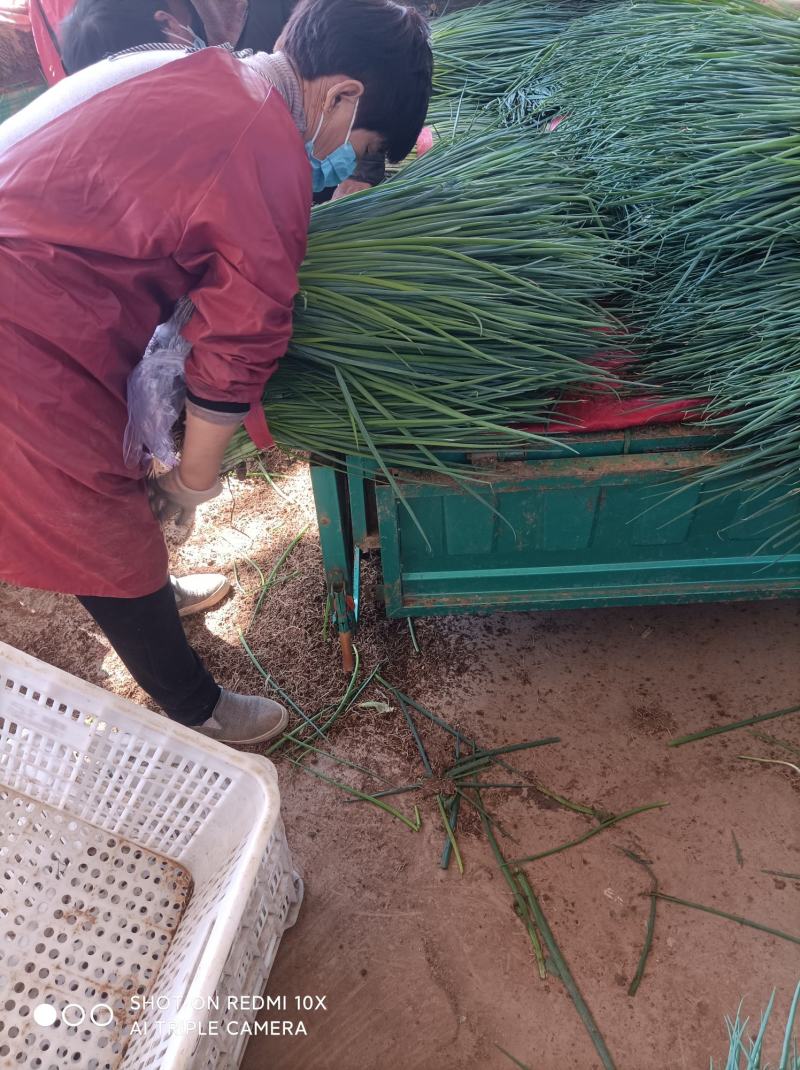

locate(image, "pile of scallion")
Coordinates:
426 0 595 133
514 0 800 259
510 0 800 536
227 0 800 543
225 129 631 476
430 0 573 100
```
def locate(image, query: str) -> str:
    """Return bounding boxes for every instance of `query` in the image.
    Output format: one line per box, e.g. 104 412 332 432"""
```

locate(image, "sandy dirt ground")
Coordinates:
2 457 798 1070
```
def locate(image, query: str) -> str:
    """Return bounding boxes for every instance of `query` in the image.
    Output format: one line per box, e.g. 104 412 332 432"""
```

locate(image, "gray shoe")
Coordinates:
171 573 231 618
195 689 289 746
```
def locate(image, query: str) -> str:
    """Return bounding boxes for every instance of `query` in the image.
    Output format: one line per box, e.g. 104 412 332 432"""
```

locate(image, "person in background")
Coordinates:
57 0 383 195
59 0 291 70
31 0 292 80
0 0 432 744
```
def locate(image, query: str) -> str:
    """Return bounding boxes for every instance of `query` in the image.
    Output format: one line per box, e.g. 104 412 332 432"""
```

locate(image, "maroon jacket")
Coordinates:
0 46 310 597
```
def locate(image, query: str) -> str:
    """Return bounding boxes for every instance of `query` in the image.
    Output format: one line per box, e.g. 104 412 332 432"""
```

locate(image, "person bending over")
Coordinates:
0 0 432 745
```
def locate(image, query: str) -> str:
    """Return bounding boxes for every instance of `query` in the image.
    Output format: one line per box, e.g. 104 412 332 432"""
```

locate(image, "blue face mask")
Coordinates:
164 22 206 50
305 100 359 193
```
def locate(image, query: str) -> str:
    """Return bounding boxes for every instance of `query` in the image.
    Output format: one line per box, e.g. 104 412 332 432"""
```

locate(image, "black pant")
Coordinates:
78 581 220 726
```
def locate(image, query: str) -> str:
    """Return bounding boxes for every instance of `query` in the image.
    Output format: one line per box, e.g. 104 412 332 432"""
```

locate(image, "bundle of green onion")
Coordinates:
426 0 606 133
506 0 800 536
514 0 800 252
225 129 631 475
431 0 573 99
526 0 800 311
637 253 800 548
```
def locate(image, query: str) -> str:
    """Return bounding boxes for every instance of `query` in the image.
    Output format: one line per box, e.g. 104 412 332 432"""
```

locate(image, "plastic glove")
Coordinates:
147 468 222 527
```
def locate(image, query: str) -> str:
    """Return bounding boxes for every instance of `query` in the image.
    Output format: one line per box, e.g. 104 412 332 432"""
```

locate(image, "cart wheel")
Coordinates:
339 630 356 674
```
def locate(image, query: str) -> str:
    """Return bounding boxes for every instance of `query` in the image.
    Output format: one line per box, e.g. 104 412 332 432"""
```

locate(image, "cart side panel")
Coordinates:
374 448 800 615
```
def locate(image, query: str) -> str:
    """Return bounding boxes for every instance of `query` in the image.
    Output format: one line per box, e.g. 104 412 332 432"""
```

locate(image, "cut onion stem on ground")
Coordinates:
510 803 668 866
448 736 561 776
440 790 462 871
376 675 599 816
253 459 299 504
278 648 366 758
749 732 800 761
344 783 425 803
477 793 548 979
286 738 395 786
436 794 464 875
440 738 463 871
237 628 321 736
376 678 471 741
247 525 309 632
495 1045 533 1070
731 831 745 869
291 761 422 831
738 755 800 777
264 653 376 757
669 703 800 748
654 893 800 946
515 872 549 982
456 782 530 790
515 868 618 1069
398 694 433 776
620 848 659 998
458 787 518 844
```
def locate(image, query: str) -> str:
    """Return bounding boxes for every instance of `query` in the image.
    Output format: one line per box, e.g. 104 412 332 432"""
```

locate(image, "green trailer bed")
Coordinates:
310 425 800 664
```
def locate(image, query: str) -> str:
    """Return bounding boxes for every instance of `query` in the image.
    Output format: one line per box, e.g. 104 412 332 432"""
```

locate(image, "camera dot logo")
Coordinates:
33 1003 115 1028
90 1005 116 1028
32 1005 57 1028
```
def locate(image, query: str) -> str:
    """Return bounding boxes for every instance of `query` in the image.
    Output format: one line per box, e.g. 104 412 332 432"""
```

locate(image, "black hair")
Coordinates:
279 0 432 163
60 0 203 74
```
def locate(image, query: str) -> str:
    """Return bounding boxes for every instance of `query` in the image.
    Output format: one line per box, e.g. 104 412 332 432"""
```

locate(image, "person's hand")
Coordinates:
147 467 222 527
332 179 371 200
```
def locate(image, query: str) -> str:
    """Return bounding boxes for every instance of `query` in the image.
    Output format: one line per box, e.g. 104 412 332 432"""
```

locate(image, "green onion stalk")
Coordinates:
225 129 633 479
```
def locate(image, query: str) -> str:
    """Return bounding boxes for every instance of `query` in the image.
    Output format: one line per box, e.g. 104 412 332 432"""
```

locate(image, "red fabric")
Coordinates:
416 126 434 157
244 404 275 451
0 1 31 29
518 394 703 436
518 329 702 434
0 48 310 598
28 0 71 82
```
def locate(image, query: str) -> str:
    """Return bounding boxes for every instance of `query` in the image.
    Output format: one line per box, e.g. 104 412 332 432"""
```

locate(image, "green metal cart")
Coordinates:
310 424 800 667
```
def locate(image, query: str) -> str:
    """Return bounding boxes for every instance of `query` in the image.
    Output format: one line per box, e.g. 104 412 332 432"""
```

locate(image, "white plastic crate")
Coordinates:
0 639 303 1070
